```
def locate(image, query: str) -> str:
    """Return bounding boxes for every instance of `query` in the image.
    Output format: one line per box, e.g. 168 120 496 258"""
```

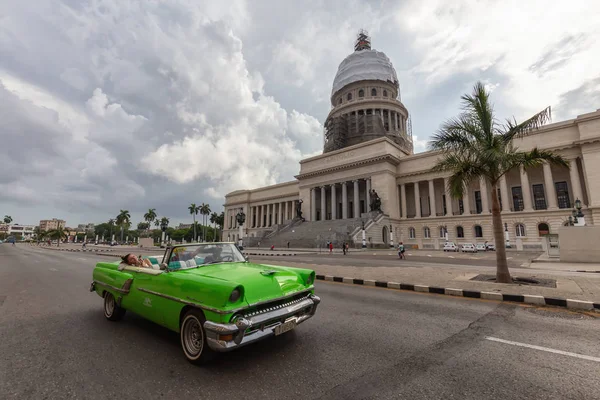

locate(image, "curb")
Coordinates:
571 270 600 273
315 274 600 313
34 247 115 253
244 253 297 257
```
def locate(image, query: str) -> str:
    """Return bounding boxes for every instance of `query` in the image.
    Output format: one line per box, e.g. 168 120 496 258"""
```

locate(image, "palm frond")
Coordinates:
503 106 551 142
460 82 495 142
432 153 486 199
500 147 569 175
429 115 481 152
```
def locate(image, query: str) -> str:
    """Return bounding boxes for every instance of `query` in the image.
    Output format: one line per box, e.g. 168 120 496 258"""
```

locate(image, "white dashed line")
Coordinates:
427 255 432 257
448 256 455 258
49 268 58 272
485 337 600 363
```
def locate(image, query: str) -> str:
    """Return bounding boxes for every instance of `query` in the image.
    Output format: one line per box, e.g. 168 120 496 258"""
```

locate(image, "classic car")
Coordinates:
90 242 320 364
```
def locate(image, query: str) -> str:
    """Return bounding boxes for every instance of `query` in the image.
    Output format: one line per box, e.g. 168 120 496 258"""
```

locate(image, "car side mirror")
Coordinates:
159 263 169 271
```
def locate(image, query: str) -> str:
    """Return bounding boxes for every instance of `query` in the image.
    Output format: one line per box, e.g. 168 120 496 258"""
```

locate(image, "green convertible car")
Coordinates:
90 243 320 364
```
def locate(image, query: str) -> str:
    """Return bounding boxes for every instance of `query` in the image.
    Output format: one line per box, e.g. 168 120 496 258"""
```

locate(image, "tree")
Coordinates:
48 226 67 247
108 219 115 241
430 82 568 283
3 215 12 224
33 226 46 242
154 219 160 229
189 203 200 242
144 208 157 235
116 210 131 242
210 212 219 242
137 222 150 231
199 203 211 242
215 212 224 242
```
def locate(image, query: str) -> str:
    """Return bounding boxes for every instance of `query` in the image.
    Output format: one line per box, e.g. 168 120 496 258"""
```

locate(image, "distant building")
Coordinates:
77 223 95 233
39 218 66 231
4 224 36 240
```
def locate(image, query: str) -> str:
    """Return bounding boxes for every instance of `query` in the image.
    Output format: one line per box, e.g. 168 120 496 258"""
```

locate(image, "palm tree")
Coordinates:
189 203 200 242
154 219 160 229
116 210 131 242
48 226 67 247
33 226 46 243
3 215 12 224
144 208 157 236
210 212 219 242
108 219 115 241
430 82 568 283
199 203 211 242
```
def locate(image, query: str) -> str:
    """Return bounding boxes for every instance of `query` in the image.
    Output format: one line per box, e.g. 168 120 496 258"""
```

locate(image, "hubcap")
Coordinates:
104 294 114 317
183 317 203 357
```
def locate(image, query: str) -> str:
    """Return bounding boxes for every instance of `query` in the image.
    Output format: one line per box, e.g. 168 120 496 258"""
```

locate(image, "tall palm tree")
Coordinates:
210 212 219 242
116 210 131 242
3 215 12 224
48 226 67 247
33 226 46 243
199 203 211 242
154 219 160 229
108 219 115 241
430 82 568 283
144 208 157 236
188 203 199 242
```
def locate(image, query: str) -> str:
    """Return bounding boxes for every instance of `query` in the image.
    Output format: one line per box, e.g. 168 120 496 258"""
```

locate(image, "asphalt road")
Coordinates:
1 244 599 399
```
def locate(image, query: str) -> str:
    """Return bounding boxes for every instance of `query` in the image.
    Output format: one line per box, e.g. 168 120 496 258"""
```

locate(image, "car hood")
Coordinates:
176 262 309 305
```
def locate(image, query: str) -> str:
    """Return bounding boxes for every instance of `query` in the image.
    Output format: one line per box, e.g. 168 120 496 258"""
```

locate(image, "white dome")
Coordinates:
331 49 398 97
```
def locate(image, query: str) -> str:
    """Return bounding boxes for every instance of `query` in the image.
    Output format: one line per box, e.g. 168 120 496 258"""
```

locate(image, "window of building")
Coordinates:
555 181 571 209
512 186 524 211
358 89 365 98
475 191 482 214
538 223 550 236
442 194 447 215
456 226 464 238
409 227 416 239
383 90 388 97
532 184 546 210
439 226 446 238
371 88 377 96
338 98 342 105
458 198 464 215
347 92 353 101
474 225 483 238
515 223 525 237
423 227 430 239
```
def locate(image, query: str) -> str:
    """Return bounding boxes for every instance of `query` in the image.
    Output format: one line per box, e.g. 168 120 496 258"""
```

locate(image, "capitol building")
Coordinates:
223 33 600 250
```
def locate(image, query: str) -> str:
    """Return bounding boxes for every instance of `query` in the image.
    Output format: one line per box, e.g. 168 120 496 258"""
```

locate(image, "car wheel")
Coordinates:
104 292 126 321
180 309 215 365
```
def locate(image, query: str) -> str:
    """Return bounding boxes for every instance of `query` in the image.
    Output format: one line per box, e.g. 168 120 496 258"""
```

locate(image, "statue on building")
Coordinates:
296 199 304 220
369 189 382 212
235 208 246 226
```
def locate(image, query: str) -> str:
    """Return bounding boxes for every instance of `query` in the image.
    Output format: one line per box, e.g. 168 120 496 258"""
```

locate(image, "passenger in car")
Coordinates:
120 253 153 269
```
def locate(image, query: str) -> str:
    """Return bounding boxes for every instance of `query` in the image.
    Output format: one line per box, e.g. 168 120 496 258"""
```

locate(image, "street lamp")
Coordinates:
389 224 394 248
361 218 366 249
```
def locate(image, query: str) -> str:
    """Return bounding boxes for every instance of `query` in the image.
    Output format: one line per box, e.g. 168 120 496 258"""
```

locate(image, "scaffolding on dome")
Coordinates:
354 29 371 51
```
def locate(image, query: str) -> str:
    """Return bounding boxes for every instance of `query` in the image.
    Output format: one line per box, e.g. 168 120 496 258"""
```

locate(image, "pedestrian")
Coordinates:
329 241 333 254
398 242 405 259
345 242 349 254
271 244 275 251
287 241 290 249
342 242 346 255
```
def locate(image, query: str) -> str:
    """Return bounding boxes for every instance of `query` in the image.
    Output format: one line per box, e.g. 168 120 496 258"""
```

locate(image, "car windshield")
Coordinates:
167 243 246 270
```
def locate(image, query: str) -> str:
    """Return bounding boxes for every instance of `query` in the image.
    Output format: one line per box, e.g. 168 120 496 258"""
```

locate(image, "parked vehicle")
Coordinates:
443 242 459 252
486 243 496 251
475 243 487 252
91 242 320 364
461 243 477 253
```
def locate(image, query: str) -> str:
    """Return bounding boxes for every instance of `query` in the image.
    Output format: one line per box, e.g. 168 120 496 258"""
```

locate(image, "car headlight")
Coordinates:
229 287 242 303
306 273 315 286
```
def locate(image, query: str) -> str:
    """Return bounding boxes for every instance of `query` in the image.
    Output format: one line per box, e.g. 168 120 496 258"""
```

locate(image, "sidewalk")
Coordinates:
274 259 600 304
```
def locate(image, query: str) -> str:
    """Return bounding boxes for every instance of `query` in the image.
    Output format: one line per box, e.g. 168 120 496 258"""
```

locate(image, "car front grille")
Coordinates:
242 293 312 319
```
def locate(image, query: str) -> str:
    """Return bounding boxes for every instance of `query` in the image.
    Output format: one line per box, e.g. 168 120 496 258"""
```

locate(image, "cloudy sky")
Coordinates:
1 0 599 227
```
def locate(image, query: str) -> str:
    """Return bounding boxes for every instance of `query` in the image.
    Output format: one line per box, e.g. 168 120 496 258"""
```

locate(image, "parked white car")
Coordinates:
461 243 477 253
475 243 487 252
486 243 496 251
443 242 459 252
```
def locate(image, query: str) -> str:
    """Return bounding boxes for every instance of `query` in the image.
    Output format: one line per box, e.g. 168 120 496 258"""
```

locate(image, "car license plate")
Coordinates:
274 319 297 336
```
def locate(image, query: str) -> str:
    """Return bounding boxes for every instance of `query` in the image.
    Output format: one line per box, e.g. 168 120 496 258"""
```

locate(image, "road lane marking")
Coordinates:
485 337 600 363
448 256 455 258
49 268 58 272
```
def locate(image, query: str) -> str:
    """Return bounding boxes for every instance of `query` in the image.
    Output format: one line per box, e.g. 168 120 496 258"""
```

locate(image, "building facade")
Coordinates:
223 35 600 249
39 218 66 232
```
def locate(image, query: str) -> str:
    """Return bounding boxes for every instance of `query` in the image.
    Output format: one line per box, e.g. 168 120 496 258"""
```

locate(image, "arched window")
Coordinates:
474 225 483 238
538 223 550 236
338 98 342 105
439 226 446 238
515 223 526 237
456 226 464 238
423 227 431 239
347 92 353 101
383 90 388 97
409 227 416 239
358 89 365 98
371 88 377 96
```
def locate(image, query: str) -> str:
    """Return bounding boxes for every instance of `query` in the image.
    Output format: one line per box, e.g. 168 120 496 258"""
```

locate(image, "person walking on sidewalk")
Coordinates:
329 241 333 254
397 242 405 259
342 242 346 255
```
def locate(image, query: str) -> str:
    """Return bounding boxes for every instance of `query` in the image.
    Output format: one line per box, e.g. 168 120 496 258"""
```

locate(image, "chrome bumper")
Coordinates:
203 294 321 352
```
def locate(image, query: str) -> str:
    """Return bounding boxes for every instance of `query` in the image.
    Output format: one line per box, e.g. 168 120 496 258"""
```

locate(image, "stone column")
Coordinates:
331 184 337 220
387 110 391 131
311 189 316 221
543 163 558 210
400 184 407 219
321 186 326 221
463 186 471 215
285 201 289 221
480 177 489 214
444 177 452 215
520 165 533 211
366 178 371 212
353 180 360 218
262 204 267 226
569 157 584 205
499 175 510 212
414 181 421 218
428 179 436 217
342 182 348 219
280 202 285 224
